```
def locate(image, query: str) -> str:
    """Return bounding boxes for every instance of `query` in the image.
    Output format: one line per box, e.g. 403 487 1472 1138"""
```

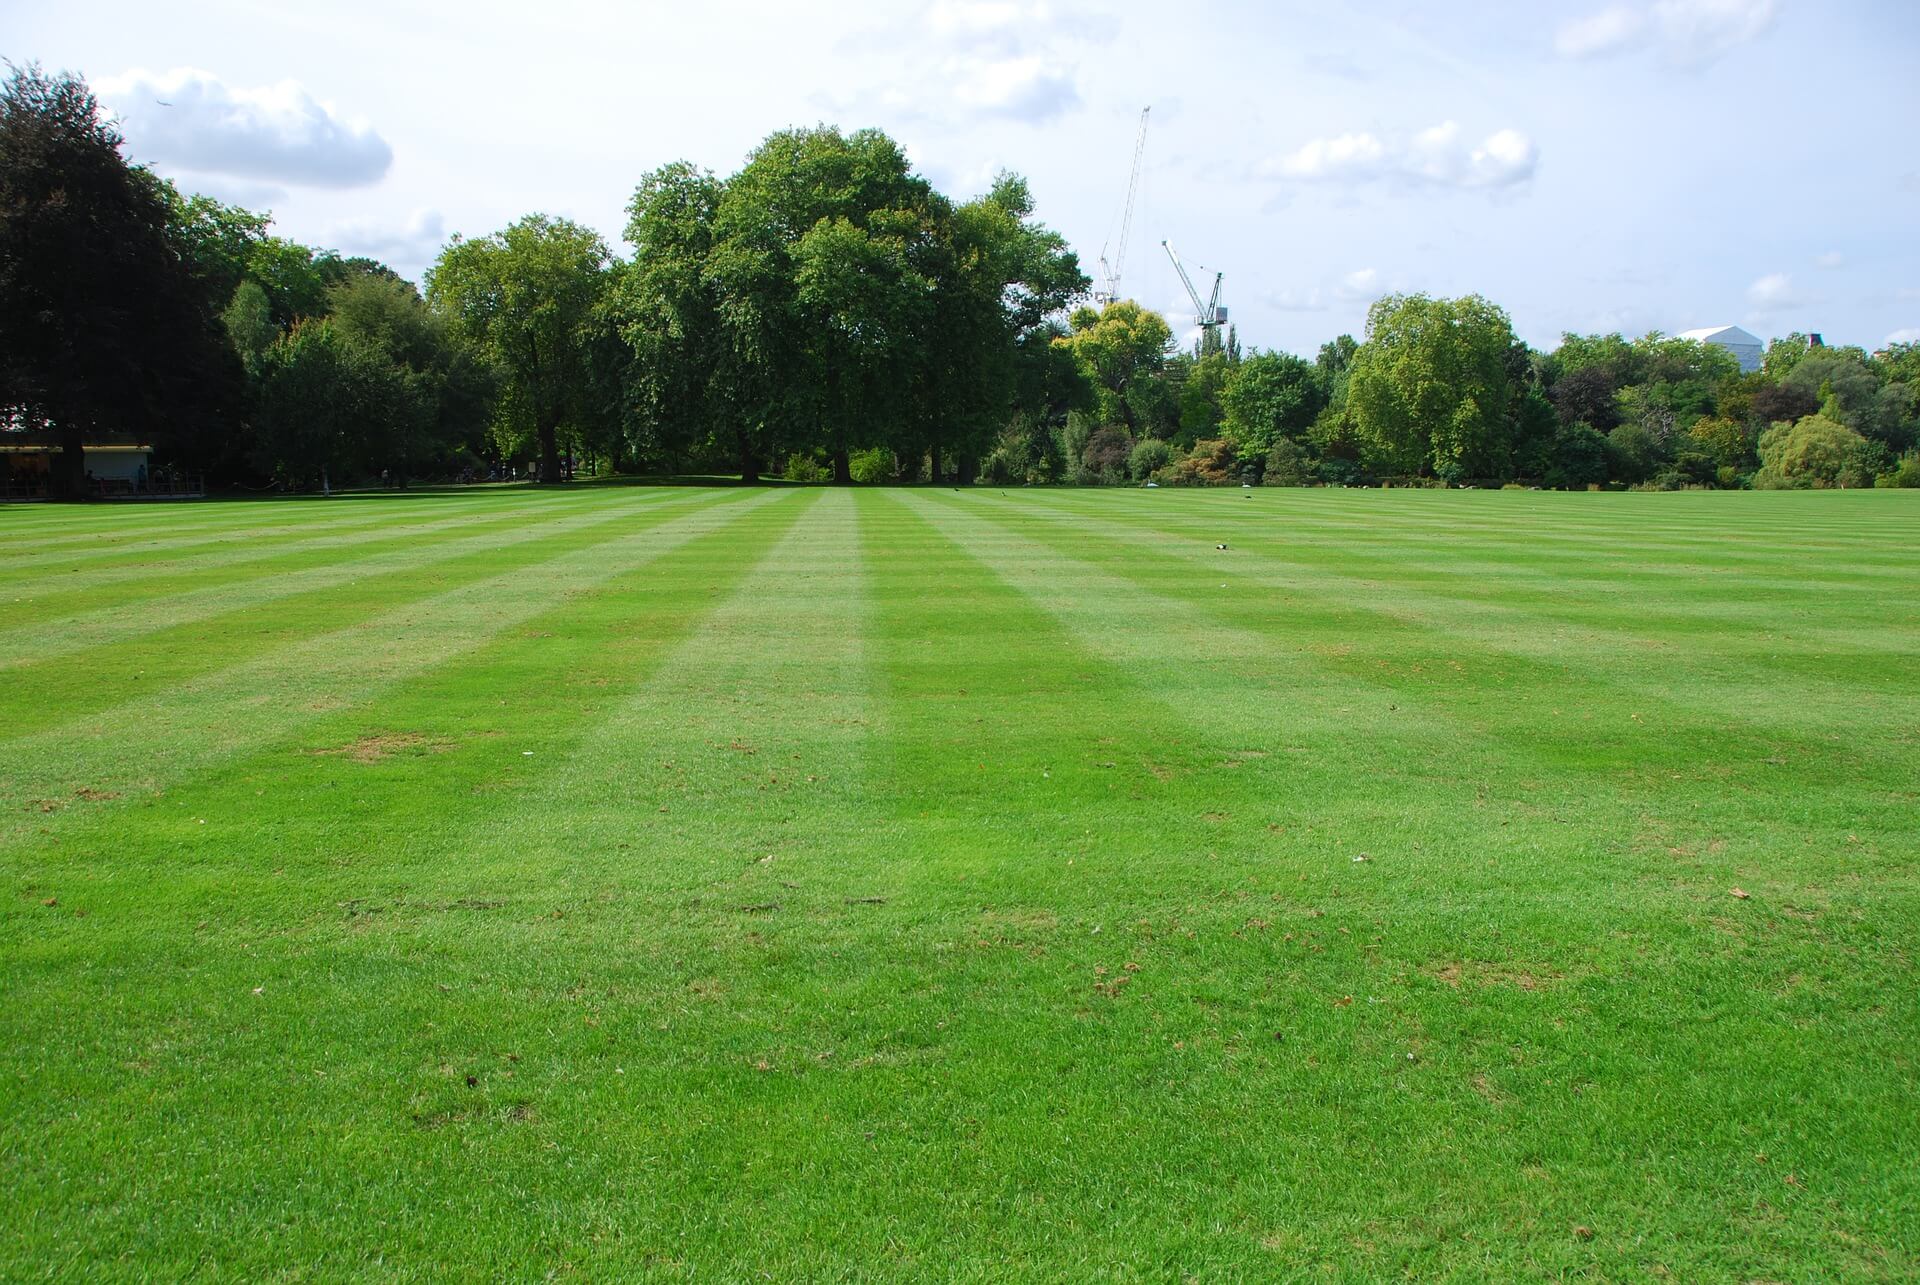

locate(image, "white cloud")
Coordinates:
945 53 1079 121
1338 268 1379 299
1815 251 1844 270
1556 0 1778 66
1266 122 1536 190
1747 272 1797 308
1886 328 1920 346
98 67 391 187
1555 6 1649 58
329 209 446 274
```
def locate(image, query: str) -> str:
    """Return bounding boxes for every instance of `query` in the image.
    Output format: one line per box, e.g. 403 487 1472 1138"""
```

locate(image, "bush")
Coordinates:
1879 452 1920 488
1263 438 1314 486
1128 438 1176 480
849 446 894 484
1756 414 1875 488
1164 438 1239 486
781 452 830 483
1082 425 1133 477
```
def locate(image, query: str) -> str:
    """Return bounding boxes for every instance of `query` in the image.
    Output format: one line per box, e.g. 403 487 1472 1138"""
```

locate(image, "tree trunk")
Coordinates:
737 431 760 484
832 449 852 486
957 454 978 485
537 417 562 484
56 424 88 501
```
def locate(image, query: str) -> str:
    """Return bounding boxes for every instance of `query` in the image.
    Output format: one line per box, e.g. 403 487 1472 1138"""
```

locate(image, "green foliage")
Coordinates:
1127 437 1175 480
1879 452 1920 488
848 446 894 484
1783 349 1912 451
1219 349 1324 456
221 280 277 372
1543 422 1610 489
1348 294 1524 480
780 452 830 483
0 63 241 496
1163 437 1239 486
429 214 611 482
1262 437 1314 486
1058 300 1172 436
1754 413 1875 488
1688 415 1755 470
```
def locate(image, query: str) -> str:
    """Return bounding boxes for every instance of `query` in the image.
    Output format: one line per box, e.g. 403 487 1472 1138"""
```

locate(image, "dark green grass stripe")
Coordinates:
0 493 511 561
0 489 775 840
0 491 723 740
975 489 1920 707
0 489 650 638
905 488 1917 889
0 494 544 596
1021 487 1920 586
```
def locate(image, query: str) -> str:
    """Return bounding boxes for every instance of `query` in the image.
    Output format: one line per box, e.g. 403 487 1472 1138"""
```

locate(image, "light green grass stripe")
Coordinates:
904 488 1914 889
0 496 541 596
0 488 781 847
1022 487 1920 583
973 490 1920 717
407 487 879 902
0 487 688 674
0 493 510 561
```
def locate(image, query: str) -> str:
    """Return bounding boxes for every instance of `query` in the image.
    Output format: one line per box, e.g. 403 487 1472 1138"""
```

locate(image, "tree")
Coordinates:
1783 348 1912 451
1347 293 1525 480
0 65 240 498
1219 350 1324 456
1058 300 1172 436
1550 365 1621 432
429 214 611 483
222 280 277 371
1754 413 1877 488
328 272 483 484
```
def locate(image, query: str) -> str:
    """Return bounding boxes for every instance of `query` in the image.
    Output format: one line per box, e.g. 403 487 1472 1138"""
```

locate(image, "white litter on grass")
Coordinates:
523 751 534 756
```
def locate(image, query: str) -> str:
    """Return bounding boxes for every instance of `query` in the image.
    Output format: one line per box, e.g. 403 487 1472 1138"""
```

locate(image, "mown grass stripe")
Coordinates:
0 488 775 847
0 489 651 639
0 492 722 741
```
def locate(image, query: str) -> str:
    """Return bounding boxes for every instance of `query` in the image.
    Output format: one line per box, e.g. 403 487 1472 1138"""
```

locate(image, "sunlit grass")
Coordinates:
4 485 1917 1278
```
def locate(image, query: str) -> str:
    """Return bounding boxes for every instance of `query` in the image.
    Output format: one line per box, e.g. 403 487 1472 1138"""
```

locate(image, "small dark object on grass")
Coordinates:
1216 544 1228 550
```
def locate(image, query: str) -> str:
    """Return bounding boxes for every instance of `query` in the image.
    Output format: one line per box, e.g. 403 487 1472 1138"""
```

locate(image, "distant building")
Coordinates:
1677 324 1764 373
0 431 153 498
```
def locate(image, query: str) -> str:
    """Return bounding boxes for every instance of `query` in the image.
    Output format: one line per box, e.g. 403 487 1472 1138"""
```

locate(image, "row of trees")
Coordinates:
5 64 1917 497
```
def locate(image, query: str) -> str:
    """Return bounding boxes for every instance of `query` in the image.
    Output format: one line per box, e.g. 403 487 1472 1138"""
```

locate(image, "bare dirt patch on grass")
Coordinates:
308 732 454 763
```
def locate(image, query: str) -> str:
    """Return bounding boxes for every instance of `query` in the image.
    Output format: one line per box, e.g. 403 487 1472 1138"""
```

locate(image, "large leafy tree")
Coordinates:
0 64 240 497
1058 300 1172 437
1220 350 1325 456
1347 293 1527 480
428 215 611 482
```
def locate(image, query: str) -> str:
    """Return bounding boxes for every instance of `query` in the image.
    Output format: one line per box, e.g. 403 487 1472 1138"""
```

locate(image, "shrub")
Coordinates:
1083 425 1133 477
1755 414 1876 488
781 452 830 483
1128 438 1176 480
1263 438 1314 486
1165 438 1239 486
1879 452 1920 488
849 446 894 484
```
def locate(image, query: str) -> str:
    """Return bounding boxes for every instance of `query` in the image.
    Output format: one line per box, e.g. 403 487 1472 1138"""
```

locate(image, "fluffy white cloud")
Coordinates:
1555 7 1649 58
1556 0 1778 66
1338 268 1379 299
329 209 446 274
1267 122 1536 190
945 53 1079 121
1747 272 1797 308
97 67 391 187
1815 250 1845 270
1885 328 1920 346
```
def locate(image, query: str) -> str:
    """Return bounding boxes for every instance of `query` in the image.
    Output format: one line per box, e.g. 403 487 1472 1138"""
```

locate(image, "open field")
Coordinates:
3 485 1918 1279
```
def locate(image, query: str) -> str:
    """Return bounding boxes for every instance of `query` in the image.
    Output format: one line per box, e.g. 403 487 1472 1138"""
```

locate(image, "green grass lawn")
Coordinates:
4 484 1917 1280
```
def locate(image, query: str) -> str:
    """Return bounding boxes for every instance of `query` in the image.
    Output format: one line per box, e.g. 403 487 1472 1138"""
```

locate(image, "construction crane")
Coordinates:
1093 107 1150 305
1163 240 1228 338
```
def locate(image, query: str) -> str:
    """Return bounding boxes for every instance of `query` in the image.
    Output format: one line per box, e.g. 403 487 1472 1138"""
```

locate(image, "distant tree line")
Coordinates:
5 64 1918 498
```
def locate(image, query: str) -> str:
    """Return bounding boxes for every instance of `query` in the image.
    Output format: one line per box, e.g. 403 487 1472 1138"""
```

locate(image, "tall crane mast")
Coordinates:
1162 241 1227 338
1094 107 1150 306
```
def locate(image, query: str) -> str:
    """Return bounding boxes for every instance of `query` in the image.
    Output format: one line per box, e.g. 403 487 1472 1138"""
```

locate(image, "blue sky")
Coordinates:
14 0 1919 355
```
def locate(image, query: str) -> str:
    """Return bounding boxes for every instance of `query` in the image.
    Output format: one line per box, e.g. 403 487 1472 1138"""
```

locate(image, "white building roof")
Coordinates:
1677 325 1762 348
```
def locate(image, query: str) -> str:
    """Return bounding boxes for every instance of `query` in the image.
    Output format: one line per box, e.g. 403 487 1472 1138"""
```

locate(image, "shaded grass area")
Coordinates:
3 486 1917 1279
